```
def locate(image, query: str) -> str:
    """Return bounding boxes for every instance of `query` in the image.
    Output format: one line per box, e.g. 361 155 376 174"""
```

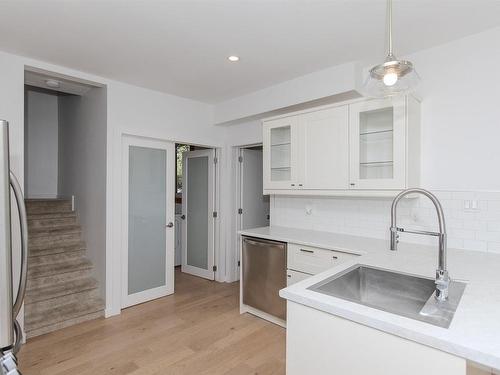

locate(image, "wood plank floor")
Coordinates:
18 269 286 375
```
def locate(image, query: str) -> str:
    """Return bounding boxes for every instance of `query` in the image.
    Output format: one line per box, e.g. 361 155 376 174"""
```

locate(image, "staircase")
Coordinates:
24 199 104 338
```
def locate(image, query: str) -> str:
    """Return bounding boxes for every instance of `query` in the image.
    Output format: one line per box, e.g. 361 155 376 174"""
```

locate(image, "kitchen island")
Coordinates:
239 226 500 375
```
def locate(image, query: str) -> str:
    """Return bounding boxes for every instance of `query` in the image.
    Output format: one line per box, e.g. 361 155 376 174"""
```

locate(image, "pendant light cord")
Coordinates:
388 0 393 57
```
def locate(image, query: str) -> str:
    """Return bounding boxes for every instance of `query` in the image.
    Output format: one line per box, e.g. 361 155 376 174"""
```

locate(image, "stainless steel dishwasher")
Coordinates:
242 236 287 321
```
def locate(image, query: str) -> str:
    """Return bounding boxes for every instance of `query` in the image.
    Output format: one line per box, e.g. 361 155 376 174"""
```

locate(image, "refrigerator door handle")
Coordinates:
12 320 22 355
9 172 28 346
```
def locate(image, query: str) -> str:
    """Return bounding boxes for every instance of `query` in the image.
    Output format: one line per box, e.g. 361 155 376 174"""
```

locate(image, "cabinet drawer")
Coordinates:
287 243 356 275
287 269 311 286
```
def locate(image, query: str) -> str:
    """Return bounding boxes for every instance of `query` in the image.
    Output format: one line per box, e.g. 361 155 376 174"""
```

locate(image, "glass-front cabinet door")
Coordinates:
349 97 406 189
263 116 299 190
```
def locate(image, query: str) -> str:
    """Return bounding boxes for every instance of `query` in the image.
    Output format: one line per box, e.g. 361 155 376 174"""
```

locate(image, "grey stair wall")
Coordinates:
25 199 104 338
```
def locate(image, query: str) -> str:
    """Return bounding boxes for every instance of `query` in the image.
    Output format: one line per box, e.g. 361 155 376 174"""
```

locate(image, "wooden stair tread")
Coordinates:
25 277 99 302
27 211 76 219
25 311 104 339
29 242 86 257
25 297 104 331
29 224 81 235
29 234 82 247
28 250 87 266
28 258 93 279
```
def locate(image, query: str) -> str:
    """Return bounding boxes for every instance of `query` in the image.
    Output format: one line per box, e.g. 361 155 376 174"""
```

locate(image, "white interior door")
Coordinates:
121 136 175 308
240 148 270 230
181 149 215 280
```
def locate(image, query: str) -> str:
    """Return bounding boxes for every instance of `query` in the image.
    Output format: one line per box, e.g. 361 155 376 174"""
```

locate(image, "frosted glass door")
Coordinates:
181 149 215 280
263 116 299 190
122 137 175 308
349 98 406 189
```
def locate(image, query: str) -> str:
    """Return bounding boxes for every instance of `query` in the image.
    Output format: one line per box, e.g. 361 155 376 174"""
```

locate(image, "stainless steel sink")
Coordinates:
308 265 466 328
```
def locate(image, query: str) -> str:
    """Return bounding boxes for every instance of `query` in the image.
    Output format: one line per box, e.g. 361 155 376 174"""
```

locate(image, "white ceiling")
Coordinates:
1 0 500 104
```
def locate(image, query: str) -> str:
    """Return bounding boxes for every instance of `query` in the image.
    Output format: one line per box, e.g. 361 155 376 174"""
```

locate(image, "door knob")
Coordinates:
166 222 174 228
180 214 186 220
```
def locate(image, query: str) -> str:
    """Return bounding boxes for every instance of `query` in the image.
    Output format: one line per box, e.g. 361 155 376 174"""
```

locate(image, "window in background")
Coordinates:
176 144 190 200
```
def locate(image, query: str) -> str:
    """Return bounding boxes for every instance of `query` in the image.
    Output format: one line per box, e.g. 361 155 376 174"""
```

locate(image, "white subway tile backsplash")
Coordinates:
487 221 500 231
462 239 488 252
488 201 500 211
448 228 476 240
477 230 500 242
271 190 500 254
488 242 500 253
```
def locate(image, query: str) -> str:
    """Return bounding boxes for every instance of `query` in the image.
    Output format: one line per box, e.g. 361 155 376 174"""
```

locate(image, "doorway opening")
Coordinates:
175 143 218 284
235 144 270 277
23 68 107 339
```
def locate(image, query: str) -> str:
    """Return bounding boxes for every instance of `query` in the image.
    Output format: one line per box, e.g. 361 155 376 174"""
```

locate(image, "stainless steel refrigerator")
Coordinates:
0 120 28 375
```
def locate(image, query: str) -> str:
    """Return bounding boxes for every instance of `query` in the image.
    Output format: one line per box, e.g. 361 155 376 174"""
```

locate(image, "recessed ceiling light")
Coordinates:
227 55 240 62
45 79 60 88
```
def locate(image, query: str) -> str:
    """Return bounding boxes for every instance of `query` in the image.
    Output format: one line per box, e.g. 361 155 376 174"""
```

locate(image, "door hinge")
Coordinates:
238 156 243 163
237 260 241 267
213 265 217 272
238 208 243 214
213 156 218 164
213 211 218 218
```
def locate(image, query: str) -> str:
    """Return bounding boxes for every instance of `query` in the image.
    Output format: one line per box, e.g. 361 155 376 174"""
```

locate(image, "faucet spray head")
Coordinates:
435 269 450 302
390 226 399 251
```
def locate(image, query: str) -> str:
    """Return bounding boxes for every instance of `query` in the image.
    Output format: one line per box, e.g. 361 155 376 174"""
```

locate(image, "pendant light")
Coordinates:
363 0 420 97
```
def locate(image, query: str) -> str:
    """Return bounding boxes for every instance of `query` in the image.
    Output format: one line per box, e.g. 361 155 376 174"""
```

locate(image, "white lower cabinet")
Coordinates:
286 269 311 286
287 301 466 375
285 243 357 294
287 243 356 275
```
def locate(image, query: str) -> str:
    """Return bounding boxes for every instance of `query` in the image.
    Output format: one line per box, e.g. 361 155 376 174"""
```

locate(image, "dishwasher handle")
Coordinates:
243 237 285 248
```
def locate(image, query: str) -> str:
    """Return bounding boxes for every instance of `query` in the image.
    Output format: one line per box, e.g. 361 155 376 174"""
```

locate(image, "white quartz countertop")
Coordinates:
239 226 500 370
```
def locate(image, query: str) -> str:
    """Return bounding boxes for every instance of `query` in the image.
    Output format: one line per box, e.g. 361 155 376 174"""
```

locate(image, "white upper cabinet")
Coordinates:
349 97 406 190
263 116 300 189
262 96 420 196
299 106 349 190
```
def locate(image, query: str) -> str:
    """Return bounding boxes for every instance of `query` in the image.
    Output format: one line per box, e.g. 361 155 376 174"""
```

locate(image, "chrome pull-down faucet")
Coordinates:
390 188 450 301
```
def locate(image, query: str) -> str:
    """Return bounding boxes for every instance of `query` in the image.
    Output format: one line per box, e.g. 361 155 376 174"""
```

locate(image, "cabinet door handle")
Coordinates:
332 255 338 260
300 249 314 254
350 183 355 186
298 183 303 187
287 274 292 278
291 183 296 187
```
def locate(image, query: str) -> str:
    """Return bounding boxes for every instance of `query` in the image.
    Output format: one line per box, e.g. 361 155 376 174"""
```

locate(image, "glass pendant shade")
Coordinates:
363 54 421 97
362 0 421 98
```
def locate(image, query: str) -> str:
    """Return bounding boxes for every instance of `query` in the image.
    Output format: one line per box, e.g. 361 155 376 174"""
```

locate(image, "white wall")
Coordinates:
214 62 361 125
25 90 59 198
58 87 107 298
408 28 500 191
